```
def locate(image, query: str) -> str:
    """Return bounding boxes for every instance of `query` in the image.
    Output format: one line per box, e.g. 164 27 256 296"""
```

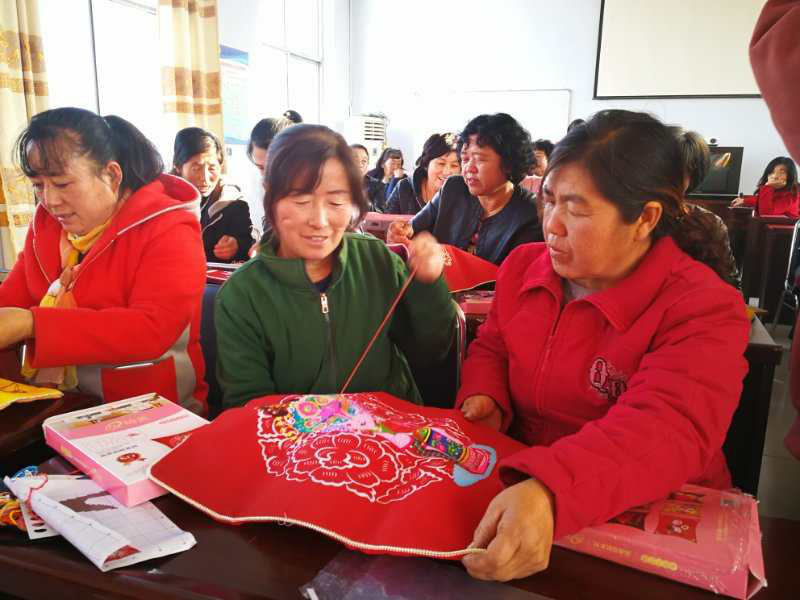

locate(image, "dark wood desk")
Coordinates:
0 349 98 474
0 470 791 600
741 216 796 323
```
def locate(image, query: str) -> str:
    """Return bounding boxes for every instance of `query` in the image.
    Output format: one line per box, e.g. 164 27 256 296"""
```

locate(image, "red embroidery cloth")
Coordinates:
148 392 525 558
441 245 498 292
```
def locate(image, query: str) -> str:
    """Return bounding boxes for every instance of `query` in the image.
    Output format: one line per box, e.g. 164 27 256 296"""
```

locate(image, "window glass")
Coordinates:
39 0 97 112
285 0 320 59
288 56 320 124
91 0 165 155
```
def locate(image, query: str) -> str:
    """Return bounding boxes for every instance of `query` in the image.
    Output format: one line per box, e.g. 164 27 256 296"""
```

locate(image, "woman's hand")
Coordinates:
463 478 555 582
408 231 444 284
461 394 503 430
730 196 745 207
0 308 34 349
213 235 239 260
386 221 413 244
393 167 406 179
767 173 787 189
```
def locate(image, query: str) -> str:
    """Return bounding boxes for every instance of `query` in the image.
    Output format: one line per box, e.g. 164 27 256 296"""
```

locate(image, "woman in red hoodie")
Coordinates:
0 107 207 414
457 110 750 581
731 156 800 217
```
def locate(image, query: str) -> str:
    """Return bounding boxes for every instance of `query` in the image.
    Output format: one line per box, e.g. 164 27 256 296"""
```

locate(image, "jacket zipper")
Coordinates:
533 297 566 416
320 293 337 390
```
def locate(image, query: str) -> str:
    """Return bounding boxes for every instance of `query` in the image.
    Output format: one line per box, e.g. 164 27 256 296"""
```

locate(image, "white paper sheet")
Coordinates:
5 475 195 571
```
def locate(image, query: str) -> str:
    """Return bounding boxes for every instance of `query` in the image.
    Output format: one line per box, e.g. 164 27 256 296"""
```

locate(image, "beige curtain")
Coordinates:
0 0 48 269
158 0 223 141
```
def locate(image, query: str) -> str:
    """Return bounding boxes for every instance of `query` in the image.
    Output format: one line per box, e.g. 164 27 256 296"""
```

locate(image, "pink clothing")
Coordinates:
456 238 750 538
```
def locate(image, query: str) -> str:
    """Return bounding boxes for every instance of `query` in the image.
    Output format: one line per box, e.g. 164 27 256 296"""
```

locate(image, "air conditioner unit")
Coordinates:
344 115 387 168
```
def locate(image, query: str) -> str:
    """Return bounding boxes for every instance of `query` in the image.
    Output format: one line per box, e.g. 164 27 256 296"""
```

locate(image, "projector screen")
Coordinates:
594 0 765 98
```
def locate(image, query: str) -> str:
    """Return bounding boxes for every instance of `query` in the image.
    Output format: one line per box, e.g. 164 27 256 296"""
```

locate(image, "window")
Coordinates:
256 0 322 123
38 0 166 155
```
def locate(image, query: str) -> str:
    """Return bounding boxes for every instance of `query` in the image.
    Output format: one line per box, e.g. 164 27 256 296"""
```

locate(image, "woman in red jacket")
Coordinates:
731 156 800 217
0 107 207 414
458 110 750 581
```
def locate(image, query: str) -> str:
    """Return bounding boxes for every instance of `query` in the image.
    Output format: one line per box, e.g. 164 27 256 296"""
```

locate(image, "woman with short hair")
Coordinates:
366 147 406 212
215 124 456 409
173 127 254 263
388 113 542 265
0 107 207 414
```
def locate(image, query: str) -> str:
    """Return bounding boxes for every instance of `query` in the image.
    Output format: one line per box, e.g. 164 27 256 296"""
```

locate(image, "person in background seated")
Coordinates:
248 117 293 177
366 147 406 212
730 156 800 217
521 138 554 195
674 128 740 288
387 113 542 265
0 107 207 414
386 133 461 215
248 117 294 238
458 110 749 581
215 124 456 409
172 128 253 263
283 109 303 124
350 143 384 212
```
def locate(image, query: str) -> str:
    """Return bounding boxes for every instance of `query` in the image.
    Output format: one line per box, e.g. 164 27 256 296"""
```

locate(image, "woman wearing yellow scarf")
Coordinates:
0 107 208 415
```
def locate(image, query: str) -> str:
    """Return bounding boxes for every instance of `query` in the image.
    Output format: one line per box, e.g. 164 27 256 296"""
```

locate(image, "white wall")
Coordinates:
349 0 788 191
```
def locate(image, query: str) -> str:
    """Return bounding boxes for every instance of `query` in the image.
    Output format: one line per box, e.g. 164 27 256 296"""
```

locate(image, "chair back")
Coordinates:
782 218 800 291
407 301 465 409
200 283 224 418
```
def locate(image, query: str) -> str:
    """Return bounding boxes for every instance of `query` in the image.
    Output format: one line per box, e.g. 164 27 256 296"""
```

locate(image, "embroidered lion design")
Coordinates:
256 394 491 504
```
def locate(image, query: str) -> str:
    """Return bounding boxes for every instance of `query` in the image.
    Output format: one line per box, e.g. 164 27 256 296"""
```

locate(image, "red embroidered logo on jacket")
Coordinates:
589 357 628 402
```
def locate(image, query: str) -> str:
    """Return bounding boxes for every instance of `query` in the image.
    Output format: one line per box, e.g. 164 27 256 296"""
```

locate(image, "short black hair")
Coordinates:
533 139 555 158
15 106 163 194
567 118 586 133
457 113 534 184
248 117 293 161
172 127 222 171
283 110 303 124
350 143 368 155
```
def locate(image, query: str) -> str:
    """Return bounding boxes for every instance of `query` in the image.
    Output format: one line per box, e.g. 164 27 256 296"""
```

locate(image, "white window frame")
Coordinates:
262 0 323 122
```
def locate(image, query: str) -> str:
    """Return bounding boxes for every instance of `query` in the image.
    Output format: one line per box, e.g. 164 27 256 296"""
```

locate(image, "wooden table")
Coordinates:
0 349 98 474
0 468 791 600
741 216 796 323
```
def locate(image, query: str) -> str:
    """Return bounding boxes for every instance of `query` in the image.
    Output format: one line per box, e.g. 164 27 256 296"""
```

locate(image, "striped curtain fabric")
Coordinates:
158 0 223 141
0 0 48 269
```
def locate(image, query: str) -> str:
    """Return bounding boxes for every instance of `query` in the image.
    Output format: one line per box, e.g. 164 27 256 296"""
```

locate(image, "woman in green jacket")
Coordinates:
215 124 457 409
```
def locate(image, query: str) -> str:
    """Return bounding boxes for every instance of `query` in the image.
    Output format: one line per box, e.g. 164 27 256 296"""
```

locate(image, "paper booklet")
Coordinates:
4 474 195 572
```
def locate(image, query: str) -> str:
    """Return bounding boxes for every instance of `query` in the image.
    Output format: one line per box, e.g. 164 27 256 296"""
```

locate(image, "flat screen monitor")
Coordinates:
689 146 744 197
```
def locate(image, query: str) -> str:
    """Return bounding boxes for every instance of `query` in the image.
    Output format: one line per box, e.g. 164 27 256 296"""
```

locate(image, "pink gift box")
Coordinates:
43 394 208 507
555 484 766 599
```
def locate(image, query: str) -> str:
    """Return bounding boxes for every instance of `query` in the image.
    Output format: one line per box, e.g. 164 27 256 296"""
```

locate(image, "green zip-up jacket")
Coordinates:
215 233 457 409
